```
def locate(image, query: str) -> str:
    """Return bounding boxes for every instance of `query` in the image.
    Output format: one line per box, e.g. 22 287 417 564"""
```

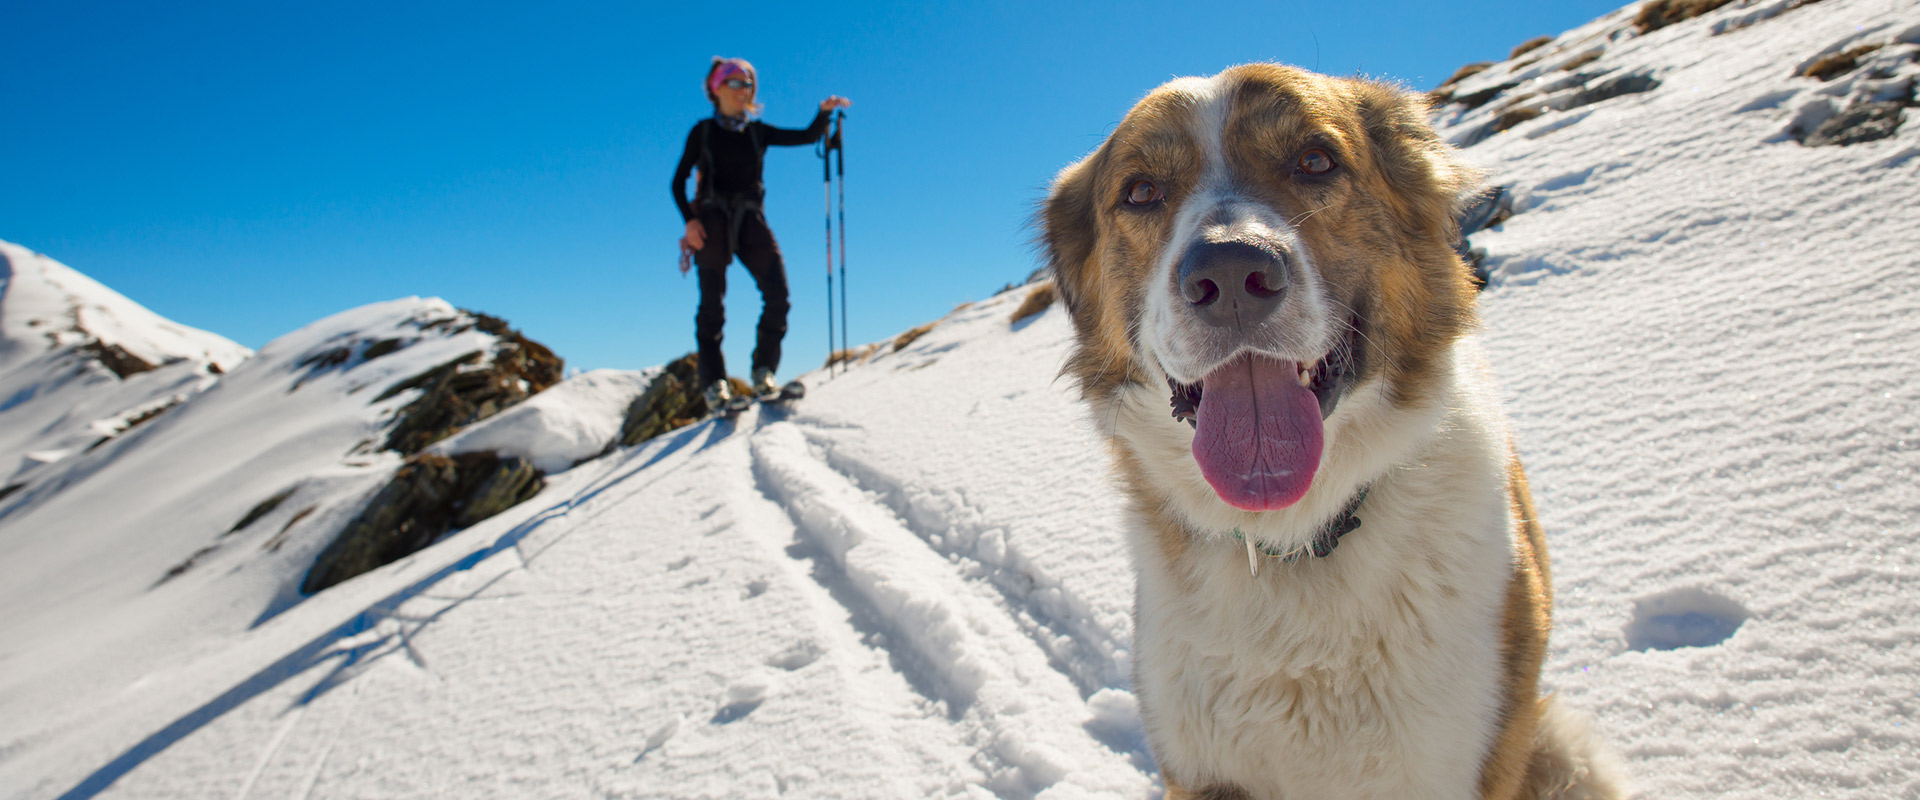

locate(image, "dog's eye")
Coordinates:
1296 149 1336 176
1124 179 1164 206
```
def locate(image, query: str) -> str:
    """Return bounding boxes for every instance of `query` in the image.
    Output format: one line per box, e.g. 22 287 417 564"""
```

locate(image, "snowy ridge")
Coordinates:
0 240 249 493
0 294 592 800
0 240 248 375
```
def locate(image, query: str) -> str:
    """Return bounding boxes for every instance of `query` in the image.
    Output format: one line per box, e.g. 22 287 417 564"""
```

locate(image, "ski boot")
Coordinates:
752 368 806 404
705 380 751 418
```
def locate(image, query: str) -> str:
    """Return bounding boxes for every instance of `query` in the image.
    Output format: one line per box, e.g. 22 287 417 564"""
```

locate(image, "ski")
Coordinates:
759 381 806 405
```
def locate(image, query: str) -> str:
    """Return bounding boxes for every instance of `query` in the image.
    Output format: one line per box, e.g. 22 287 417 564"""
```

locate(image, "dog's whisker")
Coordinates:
1323 296 1384 355
1287 204 1330 228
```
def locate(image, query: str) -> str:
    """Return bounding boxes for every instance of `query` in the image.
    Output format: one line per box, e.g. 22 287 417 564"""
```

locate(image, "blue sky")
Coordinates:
3 0 1621 378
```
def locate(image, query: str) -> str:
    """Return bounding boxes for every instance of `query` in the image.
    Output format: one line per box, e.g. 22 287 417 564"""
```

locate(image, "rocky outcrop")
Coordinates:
229 487 298 534
1800 44 1884 81
302 309 563 594
1801 100 1908 146
1454 71 1662 148
1633 0 1738 33
892 322 939 353
75 339 161 379
378 314 564 455
1510 36 1555 61
1787 38 1916 147
1009 282 1056 325
613 354 716 448
302 451 543 593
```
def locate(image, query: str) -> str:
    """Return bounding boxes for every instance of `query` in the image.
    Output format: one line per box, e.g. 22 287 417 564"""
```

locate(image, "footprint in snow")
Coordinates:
634 714 682 763
765 640 823 671
743 577 769 599
666 556 693 572
712 673 777 724
1624 586 1749 651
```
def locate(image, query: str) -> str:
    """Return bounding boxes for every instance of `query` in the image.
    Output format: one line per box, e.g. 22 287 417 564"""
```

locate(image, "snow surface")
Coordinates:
0 291 574 800
0 241 250 490
430 369 654 474
3 0 1919 797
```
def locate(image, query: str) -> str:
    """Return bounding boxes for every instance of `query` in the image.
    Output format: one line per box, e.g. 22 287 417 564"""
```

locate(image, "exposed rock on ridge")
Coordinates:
294 308 563 593
302 452 543 593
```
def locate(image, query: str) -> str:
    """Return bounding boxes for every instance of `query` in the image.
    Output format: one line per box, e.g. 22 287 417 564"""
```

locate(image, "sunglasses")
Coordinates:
721 78 754 90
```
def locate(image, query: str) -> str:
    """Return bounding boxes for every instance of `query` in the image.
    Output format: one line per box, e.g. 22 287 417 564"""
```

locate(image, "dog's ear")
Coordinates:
1039 156 1100 321
1353 81 1483 246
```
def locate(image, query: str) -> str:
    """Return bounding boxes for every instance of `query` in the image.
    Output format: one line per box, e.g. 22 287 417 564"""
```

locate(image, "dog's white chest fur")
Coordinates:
1127 345 1520 800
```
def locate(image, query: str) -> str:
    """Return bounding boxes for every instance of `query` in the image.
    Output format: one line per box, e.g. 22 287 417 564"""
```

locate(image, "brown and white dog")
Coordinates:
1040 65 1627 800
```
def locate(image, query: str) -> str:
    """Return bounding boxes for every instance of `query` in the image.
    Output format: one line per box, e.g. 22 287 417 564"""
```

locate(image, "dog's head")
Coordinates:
1042 64 1480 514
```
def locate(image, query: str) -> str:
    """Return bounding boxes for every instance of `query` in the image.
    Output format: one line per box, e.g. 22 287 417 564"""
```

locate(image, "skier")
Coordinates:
672 56 850 413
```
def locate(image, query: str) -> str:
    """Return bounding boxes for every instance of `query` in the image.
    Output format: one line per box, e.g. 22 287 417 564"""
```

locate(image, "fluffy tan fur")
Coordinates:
1041 65 1625 799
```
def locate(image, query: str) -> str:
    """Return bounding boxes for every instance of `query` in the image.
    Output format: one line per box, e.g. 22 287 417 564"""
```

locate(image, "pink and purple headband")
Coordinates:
707 58 754 96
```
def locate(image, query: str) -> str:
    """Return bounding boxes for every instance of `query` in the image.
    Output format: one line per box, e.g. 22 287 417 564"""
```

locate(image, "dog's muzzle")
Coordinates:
1178 240 1289 331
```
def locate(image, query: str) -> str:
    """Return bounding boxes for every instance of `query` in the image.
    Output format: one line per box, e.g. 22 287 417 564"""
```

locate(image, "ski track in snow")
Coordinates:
751 416 1147 796
787 419 1130 699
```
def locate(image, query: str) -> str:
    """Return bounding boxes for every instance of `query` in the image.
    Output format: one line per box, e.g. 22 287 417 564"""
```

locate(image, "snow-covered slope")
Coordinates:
430 368 655 474
1431 4 1919 796
0 240 250 493
0 294 596 800
3 0 1918 797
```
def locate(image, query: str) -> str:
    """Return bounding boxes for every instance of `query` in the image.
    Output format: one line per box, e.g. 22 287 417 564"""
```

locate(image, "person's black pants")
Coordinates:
693 206 789 389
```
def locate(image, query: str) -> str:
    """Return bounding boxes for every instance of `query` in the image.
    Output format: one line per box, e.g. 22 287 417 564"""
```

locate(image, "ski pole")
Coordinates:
834 111 848 373
821 125 836 376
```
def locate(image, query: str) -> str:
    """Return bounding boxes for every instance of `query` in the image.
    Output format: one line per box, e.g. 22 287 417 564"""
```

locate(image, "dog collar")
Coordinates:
1228 484 1370 576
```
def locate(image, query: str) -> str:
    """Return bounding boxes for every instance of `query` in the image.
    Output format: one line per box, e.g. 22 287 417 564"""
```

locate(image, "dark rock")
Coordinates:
301 451 544 593
893 322 938 352
1454 186 1514 290
155 545 218 587
1510 36 1555 61
362 338 405 361
1460 72 1660 148
1009 282 1057 325
229 486 298 534
262 506 317 553
1457 100 1548 148
1568 72 1661 109
121 400 178 432
375 316 564 455
1438 62 1493 91
1799 45 1880 81
825 345 879 370
1802 100 1907 146
1494 103 1548 131
297 346 353 372
1561 51 1604 72
1452 81 1519 112
614 354 710 448
1633 0 1737 33
76 340 157 379
453 455 544 528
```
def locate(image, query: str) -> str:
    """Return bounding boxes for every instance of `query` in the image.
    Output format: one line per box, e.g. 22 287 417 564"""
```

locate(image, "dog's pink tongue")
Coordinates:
1192 353 1323 510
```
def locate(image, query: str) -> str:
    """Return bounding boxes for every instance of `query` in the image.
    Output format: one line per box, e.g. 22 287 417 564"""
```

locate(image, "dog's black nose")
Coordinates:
1178 240 1289 328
